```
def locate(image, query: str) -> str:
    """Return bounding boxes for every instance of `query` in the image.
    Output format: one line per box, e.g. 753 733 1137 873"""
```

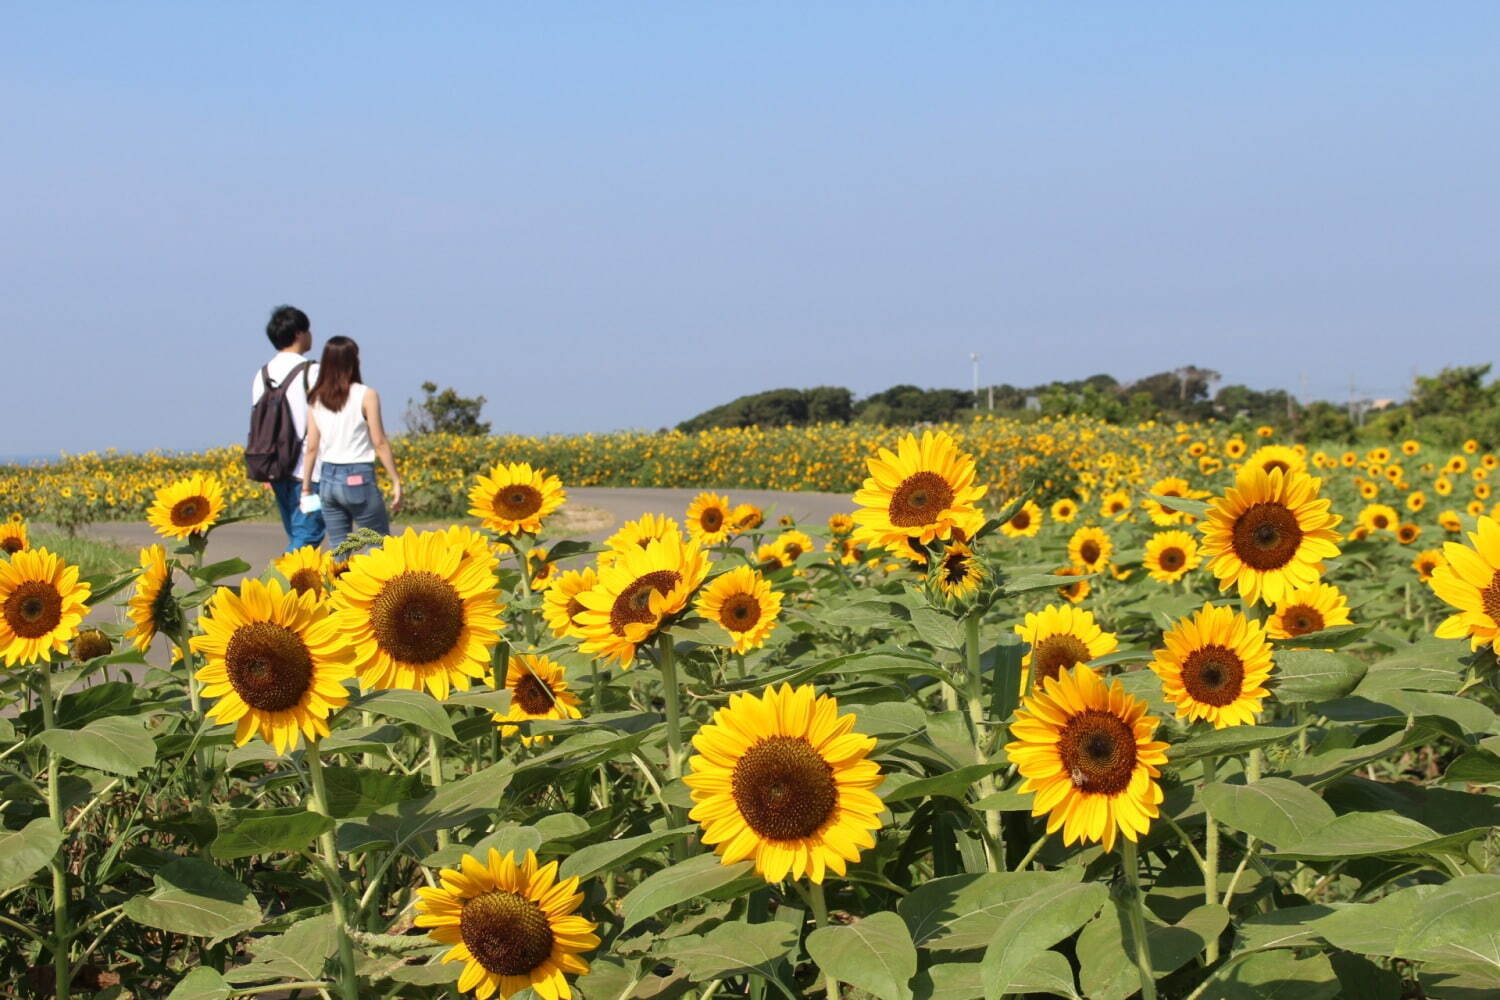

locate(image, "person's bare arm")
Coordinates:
301 418 321 494
363 388 403 513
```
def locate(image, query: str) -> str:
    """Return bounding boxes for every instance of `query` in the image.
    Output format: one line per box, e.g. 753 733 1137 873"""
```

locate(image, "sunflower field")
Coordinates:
1 427 1499 1000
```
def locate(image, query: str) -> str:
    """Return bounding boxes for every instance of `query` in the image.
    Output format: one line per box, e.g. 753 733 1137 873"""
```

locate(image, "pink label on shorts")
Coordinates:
346 474 365 485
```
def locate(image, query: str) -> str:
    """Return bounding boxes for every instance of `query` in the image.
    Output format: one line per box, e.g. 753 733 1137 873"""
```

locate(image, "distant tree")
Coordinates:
677 387 852 432
1295 401 1355 443
1409 364 1496 417
404 381 491 436
1215 384 1293 424
854 385 972 425
1129 366 1220 416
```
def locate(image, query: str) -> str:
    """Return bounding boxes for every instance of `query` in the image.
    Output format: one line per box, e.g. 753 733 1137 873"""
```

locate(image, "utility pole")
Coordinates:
970 353 981 410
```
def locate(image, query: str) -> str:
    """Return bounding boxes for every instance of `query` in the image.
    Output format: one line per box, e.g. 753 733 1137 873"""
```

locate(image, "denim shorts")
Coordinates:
318 461 390 548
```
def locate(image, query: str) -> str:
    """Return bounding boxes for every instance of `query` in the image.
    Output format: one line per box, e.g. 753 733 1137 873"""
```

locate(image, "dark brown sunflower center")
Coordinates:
459 890 555 977
889 471 955 527
170 496 209 528
370 571 466 664
1180 644 1246 706
782 544 803 561
1282 605 1324 637
942 551 971 584
1033 634 1092 684
4 581 63 639
288 569 324 595
1057 710 1137 795
731 735 838 840
494 485 543 521
1230 502 1303 570
0 536 23 554
719 593 762 631
73 628 113 661
701 507 724 532
512 671 556 715
1482 572 1500 622
1264 460 1290 474
1159 547 1185 571
224 621 314 711
564 597 585 622
1079 540 1101 565
1010 510 1031 530
609 570 682 635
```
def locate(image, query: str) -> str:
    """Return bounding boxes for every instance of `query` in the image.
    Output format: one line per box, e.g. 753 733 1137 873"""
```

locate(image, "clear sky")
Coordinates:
4 2 1498 455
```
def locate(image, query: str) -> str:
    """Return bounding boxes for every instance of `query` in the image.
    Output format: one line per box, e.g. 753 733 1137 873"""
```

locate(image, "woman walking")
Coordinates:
300 336 402 549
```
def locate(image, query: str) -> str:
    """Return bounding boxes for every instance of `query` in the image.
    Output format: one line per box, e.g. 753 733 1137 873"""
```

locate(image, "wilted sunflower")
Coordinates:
332 528 505 699
146 473 225 540
695 565 782 653
1005 664 1167 852
541 567 597 639
1150 603 1273 729
0 549 91 666
468 462 566 536
574 533 710 667
684 683 884 883
1144 530 1201 584
1430 515 1500 651
685 492 733 545
732 503 765 531
72 627 112 662
827 512 854 537
191 578 354 754
414 849 599 1000
1357 503 1399 534
851 431 986 550
1199 466 1342 607
274 545 334 598
1067 526 1113 573
493 654 582 745
0 520 27 555
1266 582 1352 640
598 514 681 569
1015 604 1118 692
932 541 985 601
1245 444 1306 479
1054 566 1091 604
1412 548 1444 582
999 500 1043 539
125 544 178 652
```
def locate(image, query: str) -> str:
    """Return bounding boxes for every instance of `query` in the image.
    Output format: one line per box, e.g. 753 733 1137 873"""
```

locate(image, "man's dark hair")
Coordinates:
266 305 311 350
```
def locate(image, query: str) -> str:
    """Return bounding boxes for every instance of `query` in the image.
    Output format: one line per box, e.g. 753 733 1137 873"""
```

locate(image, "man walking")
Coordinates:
252 305 326 550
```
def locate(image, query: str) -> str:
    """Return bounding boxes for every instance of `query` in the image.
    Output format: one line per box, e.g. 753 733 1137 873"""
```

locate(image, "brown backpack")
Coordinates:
245 362 313 482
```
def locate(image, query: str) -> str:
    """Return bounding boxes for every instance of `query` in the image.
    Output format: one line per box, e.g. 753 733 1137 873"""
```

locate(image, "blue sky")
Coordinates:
4 2 1498 455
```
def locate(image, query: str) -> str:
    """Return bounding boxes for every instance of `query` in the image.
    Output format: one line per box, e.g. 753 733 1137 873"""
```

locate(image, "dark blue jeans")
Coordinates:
318 462 391 551
271 478 325 552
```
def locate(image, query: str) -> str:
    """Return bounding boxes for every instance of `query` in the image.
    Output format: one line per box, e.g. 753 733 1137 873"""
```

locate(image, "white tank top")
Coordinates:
312 383 377 464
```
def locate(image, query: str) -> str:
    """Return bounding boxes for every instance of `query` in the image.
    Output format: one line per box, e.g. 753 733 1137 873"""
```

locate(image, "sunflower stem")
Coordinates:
427 732 450 850
305 741 362 1000
659 632 684 782
1201 754 1220 964
807 881 840 999
1120 838 1159 1000
38 670 72 1000
964 611 1002 871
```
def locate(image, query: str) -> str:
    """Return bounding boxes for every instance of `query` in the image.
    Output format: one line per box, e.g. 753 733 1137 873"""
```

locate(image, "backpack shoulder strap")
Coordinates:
260 365 275 392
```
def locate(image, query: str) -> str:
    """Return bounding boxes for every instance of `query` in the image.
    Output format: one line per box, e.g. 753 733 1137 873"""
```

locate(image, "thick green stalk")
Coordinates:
427 732 450 850
808 881 839 999
659 632 684 781
1120 839 1158 1000
39 672 72 1000
1201 755 1220 963
305 743 361 1000
964 612 1002 869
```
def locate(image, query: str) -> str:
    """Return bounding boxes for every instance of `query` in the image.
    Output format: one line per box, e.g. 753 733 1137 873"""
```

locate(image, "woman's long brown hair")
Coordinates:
308 336 363 412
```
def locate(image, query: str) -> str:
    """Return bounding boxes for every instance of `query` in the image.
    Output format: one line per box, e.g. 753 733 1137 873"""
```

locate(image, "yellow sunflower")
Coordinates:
1055 566 1091 604
826 537 866 566
1015 604 1118 693
444 525 504 576
1357 503 1399 534
695 565 782 653
1245 444 1306 479
125 544 177 652
685 492 733 545
274 545 334 599
414 849 599 1000
541 567 597 639
1144 530 1201 584
1439 510 1463 533
1067 526 1113 573
931 541 985 602
1412 548 1444 582
598 514 681 569
1142 477 1200 527
684 683 884 883
1199 466 1342 607
467 462 566 536
191 578 354 754
999 500 1043 539
827 513 854 538
732 503 765 531
1099 490 1132 522
493 654 583 745
1430 515 1500 651
1050 498 1079 524
773 530 815 566
146 473 226 540
1005 664 1167 852
0 520 27 555
0 548 91 666
332 528 505 698
851 431 987 550
574 533 710 667
1266 582 1352 640
1396 522 1421 545
1150 603 1273 729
